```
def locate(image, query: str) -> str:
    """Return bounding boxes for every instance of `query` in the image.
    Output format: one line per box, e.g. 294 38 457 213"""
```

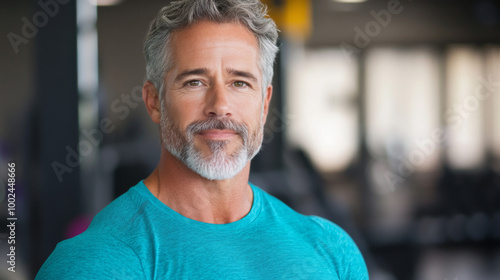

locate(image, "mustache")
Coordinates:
186 117 249 140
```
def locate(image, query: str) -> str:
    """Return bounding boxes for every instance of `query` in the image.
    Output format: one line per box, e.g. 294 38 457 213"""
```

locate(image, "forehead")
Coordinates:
169 21 260 72
171 20 259 49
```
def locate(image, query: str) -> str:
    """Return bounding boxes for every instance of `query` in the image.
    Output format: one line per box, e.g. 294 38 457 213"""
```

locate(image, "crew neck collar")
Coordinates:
134 180 262 232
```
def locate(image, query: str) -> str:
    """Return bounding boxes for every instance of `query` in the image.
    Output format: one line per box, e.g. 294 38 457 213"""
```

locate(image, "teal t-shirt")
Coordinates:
36 181 368 279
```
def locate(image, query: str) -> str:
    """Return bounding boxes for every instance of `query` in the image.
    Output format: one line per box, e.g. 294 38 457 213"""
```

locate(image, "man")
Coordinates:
36 0 368 279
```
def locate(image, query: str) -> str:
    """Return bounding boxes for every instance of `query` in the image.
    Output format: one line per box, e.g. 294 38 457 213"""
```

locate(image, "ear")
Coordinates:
143 81 161 124
262 85 273 124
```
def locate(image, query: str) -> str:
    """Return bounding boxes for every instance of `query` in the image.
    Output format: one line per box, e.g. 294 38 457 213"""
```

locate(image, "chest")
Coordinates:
140 231 340 279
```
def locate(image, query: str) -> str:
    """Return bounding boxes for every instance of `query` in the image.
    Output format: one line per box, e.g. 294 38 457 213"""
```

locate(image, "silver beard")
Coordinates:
159 102 264 180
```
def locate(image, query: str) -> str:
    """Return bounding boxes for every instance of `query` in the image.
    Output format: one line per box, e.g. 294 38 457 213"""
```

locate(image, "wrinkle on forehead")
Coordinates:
166 21 262 84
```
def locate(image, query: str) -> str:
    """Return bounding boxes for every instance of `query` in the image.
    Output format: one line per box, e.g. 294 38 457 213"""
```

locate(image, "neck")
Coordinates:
143 149 253 224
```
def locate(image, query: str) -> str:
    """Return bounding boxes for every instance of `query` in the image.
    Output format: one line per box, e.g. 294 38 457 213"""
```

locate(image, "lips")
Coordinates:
198 129 238 140
187 118 248 143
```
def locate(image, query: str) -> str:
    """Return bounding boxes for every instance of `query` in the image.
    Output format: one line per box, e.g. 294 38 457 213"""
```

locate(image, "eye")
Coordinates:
186 80 202 87
233 81 248 88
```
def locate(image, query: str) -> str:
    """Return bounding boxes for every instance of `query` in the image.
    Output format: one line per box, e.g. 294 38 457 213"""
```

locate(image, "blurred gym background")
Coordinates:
1 0 500 279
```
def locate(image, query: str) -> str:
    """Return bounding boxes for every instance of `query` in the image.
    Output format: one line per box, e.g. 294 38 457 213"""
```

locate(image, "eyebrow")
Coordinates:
173 67 259 83
227 68 258 83
173 68 208 83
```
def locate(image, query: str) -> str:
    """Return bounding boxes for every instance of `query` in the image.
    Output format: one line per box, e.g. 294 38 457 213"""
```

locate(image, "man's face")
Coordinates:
159 21 271 180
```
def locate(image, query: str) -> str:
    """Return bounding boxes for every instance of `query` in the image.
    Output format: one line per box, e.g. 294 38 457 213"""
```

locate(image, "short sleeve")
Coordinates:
35 233 146 280
310 216 369 280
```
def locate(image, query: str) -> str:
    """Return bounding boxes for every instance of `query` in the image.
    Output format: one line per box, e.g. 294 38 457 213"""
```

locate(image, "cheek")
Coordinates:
163 103 188 130
240 103 264 128
234 92 263 110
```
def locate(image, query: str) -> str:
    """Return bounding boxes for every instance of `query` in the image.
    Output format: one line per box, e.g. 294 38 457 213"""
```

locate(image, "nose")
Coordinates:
203 82 232 117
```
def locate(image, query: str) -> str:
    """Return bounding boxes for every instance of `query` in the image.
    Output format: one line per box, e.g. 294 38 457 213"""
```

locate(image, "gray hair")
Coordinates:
143 0 279 99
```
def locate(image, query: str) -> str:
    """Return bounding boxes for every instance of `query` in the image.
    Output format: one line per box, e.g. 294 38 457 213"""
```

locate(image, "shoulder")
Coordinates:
36 231 146 279
254 185 369 279
308 215 350 240
254 185 333 230
36 183 148 279
253 184 353 239
307 216 369 279
87 184 145 233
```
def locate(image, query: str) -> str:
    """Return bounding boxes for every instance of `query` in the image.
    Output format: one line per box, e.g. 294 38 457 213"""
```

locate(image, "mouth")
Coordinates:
197 129 238 141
